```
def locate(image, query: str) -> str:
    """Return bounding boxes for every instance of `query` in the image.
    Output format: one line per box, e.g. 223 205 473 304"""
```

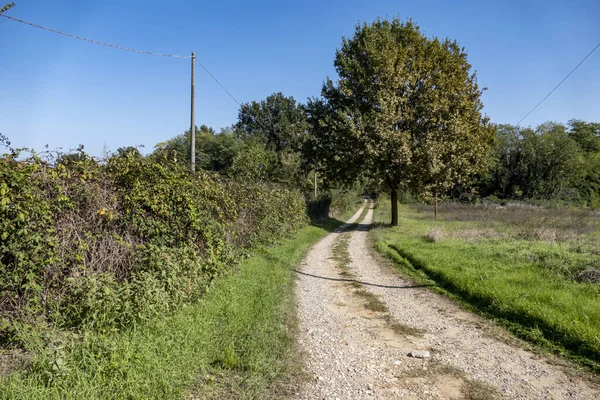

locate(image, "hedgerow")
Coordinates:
0 147 306 344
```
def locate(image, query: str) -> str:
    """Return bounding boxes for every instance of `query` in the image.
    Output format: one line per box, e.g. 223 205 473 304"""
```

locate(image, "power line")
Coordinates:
517 39 600 126
194 60 274 129
0 13 191 58
195 59 242 107
2 12 275 134
193 59 276 133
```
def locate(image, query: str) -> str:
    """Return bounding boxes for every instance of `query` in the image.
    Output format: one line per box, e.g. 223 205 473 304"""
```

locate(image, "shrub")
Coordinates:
0 148 307 343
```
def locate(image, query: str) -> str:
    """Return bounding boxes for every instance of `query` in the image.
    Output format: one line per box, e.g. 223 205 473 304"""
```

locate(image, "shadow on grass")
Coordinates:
292 269 435 290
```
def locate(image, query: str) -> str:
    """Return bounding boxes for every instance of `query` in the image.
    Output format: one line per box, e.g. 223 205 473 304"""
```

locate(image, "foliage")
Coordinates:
228 141 277 182
235 92 312 191
1 224 332 399
306 17 494 224
481 120 599 203
305 185 363 222
236 92 308 157
0 147 306 344
152 125 240 173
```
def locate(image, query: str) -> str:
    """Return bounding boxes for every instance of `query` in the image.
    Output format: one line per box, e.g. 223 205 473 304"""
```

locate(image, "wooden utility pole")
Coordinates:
314 171 317 199
190 52 196 172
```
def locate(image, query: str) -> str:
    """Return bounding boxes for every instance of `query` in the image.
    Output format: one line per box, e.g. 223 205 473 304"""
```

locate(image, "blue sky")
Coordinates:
1 0 599 156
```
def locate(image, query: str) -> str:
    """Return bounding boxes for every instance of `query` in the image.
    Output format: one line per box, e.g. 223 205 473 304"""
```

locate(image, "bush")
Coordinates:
0 148 307 343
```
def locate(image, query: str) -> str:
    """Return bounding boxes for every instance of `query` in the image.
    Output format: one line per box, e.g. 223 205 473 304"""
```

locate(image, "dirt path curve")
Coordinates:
294 202 600 399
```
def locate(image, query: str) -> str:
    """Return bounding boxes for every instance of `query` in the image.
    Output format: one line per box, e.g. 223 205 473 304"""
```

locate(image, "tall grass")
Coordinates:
0 224 333 399
373 202 600 371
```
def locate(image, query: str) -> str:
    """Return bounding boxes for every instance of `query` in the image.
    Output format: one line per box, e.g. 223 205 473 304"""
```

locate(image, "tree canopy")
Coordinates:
481 120 600 204
306 18 494 223
153 125 240 173
236 92 308 156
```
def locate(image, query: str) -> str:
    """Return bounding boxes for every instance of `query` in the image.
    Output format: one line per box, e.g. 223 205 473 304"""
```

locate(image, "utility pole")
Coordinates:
102 141 108 162
314 171 317 200
190 52 196 172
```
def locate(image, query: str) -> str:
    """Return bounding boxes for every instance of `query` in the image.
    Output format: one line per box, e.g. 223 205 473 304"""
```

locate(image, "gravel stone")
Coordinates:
408 350 431 359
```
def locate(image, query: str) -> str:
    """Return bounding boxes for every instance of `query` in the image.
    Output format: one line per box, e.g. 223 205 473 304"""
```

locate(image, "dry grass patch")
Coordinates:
451 228 503 241
424 227 445 243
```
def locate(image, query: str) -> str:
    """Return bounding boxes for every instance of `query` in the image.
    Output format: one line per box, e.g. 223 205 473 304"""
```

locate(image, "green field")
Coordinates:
372 201 600 371
0 222 337 400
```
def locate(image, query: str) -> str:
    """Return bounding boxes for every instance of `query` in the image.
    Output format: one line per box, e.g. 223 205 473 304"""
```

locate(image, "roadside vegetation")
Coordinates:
372 199 600 371
1 223 336 399
0 93 361 397
0 147 306 343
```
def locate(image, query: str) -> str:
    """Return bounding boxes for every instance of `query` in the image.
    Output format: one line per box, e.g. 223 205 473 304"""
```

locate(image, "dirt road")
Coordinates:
294 201 599 399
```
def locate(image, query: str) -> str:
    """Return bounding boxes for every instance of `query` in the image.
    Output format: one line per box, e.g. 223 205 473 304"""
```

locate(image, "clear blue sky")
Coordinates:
1 0 599 156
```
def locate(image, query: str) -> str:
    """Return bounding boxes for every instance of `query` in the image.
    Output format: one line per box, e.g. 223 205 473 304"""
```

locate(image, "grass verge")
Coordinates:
0 224 334 400
372 203 600 372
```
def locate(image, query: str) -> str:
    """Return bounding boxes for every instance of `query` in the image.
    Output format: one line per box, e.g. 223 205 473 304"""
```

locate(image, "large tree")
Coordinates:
306 18 494 224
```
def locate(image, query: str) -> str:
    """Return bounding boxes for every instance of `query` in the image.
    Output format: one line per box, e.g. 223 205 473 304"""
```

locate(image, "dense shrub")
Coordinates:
0 148 306 343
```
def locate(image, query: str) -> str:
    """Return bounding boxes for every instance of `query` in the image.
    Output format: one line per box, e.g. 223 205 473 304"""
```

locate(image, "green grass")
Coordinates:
0 224 334 400
372 203 600 372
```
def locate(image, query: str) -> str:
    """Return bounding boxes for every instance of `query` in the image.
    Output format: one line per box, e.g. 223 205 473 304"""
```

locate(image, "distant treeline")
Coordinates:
153 92 364 217
153 97 600 208
477 120 600 206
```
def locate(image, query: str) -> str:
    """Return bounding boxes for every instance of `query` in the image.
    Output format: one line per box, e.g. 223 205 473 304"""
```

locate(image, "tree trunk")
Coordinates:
391 189 398 226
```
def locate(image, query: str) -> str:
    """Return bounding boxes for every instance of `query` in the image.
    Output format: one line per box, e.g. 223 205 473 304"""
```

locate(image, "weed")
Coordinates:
353 290 388 312
383 315 426 337
332 232 352 274
462 379 501 400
